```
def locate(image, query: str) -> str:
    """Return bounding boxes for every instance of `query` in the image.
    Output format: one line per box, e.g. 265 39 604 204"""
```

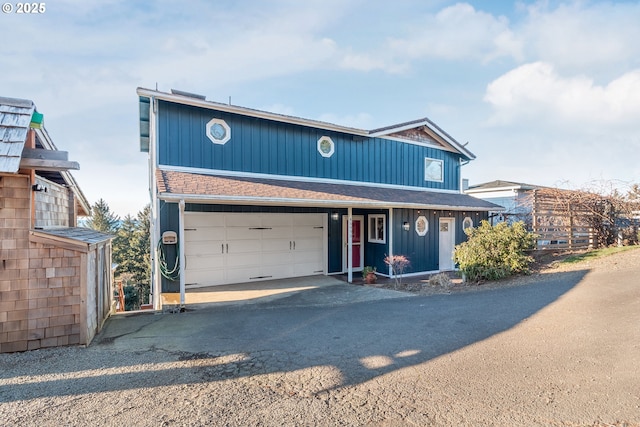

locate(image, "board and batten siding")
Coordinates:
155 100 461 191
391 208 488 274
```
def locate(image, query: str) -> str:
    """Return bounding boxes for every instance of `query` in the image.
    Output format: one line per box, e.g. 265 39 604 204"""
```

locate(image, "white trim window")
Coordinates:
463 216 474 231
206 118 231 145
317 136 335 157
415 215 428 236
368 214 386 244
424 157 443 182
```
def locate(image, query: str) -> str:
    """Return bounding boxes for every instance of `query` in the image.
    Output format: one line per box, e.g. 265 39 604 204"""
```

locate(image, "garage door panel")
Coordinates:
261 215 292 227
226 227 261 240
186 254 224 271
294 227 323 238
261 226 292 239
184 212 325 287
261 250 293 265
260 238 291 252
228 239 262 254
226 253 261 268
185 268 224 286
227 266 263 283
185 241 224 256
293 249 322 262
185 212 224 227
293 214 324 226
293 261 323 276
292 236 323 251
225 213 261 227
185 227 225 242
260 263 294 279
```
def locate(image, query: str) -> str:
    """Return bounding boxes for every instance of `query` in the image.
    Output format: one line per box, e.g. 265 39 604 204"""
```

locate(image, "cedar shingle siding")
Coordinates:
0 175 82 352
1 96 113 353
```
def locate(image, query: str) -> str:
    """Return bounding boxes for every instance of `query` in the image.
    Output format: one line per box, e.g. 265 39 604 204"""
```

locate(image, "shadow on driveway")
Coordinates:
0 269 588 401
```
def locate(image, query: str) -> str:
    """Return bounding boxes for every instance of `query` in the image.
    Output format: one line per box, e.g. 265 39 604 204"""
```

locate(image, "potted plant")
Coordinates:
362 266 377 284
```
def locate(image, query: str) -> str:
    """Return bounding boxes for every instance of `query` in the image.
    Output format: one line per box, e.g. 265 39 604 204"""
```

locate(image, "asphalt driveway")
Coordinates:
1 252 639 426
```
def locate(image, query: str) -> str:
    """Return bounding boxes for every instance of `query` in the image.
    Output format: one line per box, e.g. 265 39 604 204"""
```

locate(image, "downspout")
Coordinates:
178 199 186 307
347 207 353 283
150 96 162 310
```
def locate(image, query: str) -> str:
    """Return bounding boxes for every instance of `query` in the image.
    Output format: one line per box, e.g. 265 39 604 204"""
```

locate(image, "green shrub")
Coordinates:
454 221 536 282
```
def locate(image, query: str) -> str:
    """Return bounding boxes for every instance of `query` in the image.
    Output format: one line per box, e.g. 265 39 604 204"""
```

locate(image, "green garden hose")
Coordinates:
157 239 180 281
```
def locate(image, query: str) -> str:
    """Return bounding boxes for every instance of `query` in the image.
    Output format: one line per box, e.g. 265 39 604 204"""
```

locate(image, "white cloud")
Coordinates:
339 52 407 74
519 1 640 72
387 3 521 62
336 3 522 73
484 62 640 127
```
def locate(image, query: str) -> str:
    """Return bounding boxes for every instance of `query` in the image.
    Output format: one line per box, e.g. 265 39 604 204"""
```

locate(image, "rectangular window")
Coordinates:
424 157 444 182
368 214 386 244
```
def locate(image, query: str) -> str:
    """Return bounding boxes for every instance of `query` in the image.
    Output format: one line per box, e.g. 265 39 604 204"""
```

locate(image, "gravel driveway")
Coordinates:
1 249 639 426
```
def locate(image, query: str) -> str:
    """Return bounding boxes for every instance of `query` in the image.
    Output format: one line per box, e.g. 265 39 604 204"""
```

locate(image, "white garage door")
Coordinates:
184 212 326 287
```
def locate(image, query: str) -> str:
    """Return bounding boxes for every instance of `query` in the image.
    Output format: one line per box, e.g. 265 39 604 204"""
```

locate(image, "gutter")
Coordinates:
157 192 503 212
136 87 368 137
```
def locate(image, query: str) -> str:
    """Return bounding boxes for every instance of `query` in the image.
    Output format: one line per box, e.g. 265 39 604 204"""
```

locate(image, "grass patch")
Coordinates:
561 246 639 265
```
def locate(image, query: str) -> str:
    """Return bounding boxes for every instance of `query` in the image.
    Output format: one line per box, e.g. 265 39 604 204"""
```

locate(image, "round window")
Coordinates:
206 118 231 145
317 136 335 157
415 215 428 236
463 217 473 230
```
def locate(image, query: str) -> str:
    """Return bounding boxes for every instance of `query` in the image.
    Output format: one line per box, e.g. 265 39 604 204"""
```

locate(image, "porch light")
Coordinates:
331 212 340 221
402 221 410 231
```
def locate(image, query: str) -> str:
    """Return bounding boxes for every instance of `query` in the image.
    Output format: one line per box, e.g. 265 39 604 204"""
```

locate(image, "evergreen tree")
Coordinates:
87 200 151 310
112 205 152 309
85 199 119 234
133 205 151 305
113 214 137 277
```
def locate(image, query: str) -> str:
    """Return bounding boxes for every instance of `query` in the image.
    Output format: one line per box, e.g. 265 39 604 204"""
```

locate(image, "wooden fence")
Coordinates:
530 189 604 250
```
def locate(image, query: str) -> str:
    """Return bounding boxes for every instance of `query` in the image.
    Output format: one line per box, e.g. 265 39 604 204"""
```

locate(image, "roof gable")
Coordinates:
386 127 444 148
369 117 475 160
0 95 90 216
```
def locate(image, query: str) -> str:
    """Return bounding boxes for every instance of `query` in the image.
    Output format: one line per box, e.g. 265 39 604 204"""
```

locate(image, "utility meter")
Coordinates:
162 231 178 245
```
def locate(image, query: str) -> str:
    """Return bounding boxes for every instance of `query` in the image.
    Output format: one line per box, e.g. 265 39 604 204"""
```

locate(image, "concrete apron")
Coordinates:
161 275 413 309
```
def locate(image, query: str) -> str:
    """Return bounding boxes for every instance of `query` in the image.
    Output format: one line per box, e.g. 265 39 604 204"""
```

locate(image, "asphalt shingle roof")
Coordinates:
157 169 501 211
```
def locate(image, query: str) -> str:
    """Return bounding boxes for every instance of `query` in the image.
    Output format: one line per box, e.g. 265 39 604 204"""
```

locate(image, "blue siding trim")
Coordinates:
392 208 488 274
157 101 462 191
159 201 180 292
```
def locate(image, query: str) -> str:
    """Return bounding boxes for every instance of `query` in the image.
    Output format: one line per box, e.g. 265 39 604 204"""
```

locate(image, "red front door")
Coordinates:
343 216 364 271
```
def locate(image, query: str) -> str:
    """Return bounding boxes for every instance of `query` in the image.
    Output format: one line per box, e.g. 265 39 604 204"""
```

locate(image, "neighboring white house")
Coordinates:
465 180 539 225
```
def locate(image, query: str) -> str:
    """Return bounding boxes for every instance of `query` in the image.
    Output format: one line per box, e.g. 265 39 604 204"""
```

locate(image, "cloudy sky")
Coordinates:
2 0 639 216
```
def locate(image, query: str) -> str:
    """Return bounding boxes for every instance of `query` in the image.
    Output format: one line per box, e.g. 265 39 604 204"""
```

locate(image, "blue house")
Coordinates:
138 88 498 308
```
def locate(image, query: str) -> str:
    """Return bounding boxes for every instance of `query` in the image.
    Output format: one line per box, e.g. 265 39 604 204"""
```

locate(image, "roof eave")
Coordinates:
136 87 370 137
33 127 91 215
158 192 501 212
